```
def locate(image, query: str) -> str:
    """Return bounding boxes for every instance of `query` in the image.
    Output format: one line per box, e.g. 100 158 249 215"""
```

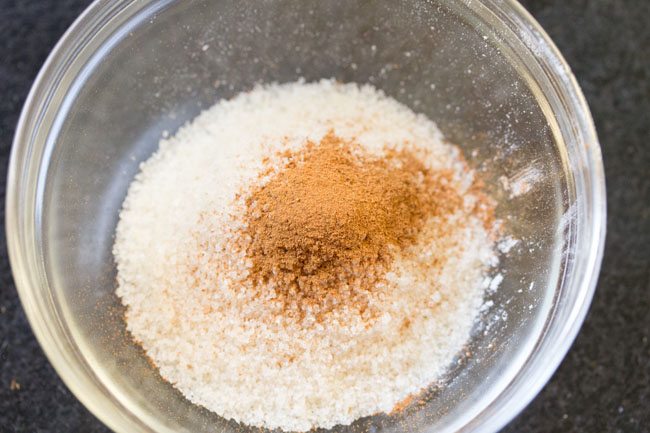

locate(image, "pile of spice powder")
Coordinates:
241 132 464 321
114 80 498 432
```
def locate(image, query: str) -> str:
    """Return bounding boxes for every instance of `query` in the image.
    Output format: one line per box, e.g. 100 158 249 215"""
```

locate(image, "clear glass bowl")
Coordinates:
7 1 605 432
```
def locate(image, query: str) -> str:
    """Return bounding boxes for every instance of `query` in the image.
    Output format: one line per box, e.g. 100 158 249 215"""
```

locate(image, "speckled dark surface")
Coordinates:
1 0 648 432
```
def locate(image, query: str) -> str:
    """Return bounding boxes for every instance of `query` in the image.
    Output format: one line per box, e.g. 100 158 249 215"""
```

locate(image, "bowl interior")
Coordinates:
37 1 570 432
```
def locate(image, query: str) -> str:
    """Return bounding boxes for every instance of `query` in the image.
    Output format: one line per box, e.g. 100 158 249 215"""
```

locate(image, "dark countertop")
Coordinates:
1 0 648 432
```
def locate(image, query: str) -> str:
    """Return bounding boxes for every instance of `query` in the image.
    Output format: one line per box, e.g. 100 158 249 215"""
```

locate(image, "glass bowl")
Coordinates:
7 1 605 432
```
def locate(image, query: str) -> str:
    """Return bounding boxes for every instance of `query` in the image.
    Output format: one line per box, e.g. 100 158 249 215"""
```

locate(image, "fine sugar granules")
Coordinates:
114 80 498 431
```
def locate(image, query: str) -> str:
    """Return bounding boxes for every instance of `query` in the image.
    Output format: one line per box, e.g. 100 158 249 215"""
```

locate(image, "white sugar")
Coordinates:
114 80 496 431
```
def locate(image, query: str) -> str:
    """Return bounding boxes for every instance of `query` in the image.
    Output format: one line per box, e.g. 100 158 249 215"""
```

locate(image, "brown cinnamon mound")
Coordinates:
242 132 462 318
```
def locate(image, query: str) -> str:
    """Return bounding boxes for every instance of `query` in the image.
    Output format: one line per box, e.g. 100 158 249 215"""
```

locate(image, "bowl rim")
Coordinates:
6 1 606 432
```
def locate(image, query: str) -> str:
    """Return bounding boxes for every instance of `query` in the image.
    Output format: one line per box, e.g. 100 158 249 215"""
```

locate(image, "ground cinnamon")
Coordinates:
242 132 461 319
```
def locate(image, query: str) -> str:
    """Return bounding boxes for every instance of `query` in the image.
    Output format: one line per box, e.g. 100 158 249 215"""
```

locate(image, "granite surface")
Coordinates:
1 0 648 432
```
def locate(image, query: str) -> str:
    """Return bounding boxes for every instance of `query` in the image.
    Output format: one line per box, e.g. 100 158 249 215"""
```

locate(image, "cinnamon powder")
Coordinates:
242 132 462 318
